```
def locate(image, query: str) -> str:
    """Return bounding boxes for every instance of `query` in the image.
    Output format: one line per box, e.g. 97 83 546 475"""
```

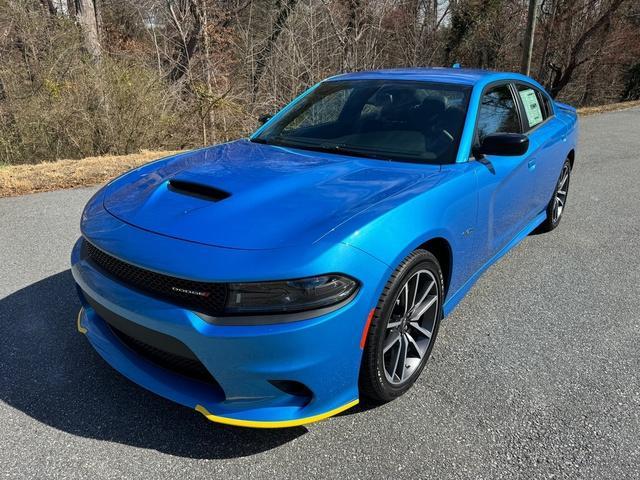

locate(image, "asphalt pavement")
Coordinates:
1 108 639 479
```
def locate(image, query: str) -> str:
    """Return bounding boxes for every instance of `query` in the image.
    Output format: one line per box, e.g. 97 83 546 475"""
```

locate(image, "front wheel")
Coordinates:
359 249 443 403
538 159 571 233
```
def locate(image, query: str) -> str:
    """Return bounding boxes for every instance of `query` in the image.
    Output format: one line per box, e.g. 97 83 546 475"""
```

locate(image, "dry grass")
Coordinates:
577 99 640 116
0 150 183 198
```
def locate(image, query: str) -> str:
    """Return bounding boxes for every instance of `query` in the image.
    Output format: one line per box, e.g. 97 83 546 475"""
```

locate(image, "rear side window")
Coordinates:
516 83 547 129
537 90 554 117
476 84 521 141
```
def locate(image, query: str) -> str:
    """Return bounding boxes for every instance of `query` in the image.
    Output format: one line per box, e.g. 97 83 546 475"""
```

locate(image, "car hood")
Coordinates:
103 139 440 250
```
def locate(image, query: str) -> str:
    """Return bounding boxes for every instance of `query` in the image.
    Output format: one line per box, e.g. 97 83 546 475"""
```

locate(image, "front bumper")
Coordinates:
71 237 388 427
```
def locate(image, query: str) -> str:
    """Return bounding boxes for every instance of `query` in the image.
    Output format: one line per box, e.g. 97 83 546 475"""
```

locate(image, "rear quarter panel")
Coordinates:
544 100 578 200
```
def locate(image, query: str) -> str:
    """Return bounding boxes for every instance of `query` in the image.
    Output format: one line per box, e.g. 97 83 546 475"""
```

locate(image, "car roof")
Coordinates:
326 67 537 88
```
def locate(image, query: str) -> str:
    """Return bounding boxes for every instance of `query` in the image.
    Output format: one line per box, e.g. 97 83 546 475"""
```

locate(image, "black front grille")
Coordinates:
83 240 227 315
110 325 218 385
83 292 224 394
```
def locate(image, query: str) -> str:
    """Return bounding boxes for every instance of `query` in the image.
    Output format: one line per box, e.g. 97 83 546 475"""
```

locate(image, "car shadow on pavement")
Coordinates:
0 270 305 459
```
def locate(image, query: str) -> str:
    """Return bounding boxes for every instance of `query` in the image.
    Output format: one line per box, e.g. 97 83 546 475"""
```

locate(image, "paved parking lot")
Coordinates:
1 108 638 479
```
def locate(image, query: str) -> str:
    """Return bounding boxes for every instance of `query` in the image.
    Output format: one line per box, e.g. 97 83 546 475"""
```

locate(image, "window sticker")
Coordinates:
518 88 544 128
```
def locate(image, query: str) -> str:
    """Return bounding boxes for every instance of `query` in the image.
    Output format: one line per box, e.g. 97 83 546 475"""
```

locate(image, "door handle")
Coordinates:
527 159 536 170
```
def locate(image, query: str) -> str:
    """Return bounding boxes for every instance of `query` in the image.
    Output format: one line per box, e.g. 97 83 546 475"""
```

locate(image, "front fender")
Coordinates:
326 162 479 306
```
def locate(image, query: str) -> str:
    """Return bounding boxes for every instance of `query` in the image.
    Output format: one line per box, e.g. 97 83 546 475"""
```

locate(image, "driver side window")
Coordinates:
477 85 521 142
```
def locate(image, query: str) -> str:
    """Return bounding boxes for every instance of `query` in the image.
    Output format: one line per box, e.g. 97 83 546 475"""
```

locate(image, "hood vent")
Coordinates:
168 179 230 202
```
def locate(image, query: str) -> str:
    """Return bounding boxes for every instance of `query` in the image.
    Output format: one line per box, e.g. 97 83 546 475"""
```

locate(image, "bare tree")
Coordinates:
40 0 58 16
75 0 101 60
547 0 626 97
520 0 538 75
1 0 639 166
251 0 299 99
167 0 204 82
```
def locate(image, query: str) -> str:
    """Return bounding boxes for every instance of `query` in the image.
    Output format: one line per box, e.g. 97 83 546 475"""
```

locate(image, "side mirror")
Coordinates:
473 133 529 157
258 114 273 125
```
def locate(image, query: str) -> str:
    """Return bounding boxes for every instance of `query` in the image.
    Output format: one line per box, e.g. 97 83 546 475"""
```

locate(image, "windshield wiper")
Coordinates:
317 143 393 161
263 137 393 161
251 135 432 163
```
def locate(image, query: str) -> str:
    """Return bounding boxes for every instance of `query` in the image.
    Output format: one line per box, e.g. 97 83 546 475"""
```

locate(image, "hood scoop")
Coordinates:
167 179 230 202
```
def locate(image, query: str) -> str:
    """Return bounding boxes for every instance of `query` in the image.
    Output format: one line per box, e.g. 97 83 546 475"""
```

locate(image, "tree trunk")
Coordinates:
342 0 361 71
168 0 204 83
203 1 214 145
75 0 101 61
66 0 76 16
537 0 557 85
251 0 299 100
520 0 538 75
40 0 57 16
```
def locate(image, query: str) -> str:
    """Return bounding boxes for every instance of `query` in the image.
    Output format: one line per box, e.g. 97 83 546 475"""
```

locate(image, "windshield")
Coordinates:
252 80 471 164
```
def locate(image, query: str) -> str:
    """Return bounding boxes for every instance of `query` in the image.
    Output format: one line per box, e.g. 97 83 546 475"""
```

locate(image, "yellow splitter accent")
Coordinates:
78 307 357 428
195 399 359 428
77 308 87 334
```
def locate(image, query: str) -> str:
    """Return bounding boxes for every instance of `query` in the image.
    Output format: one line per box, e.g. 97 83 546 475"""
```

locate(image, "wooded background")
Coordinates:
1 0 638 165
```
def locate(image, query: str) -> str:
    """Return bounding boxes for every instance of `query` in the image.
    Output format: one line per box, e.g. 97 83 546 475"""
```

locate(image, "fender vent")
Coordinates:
168 179 230 202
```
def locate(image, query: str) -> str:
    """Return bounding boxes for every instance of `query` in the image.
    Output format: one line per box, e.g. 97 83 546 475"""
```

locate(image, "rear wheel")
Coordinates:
359 249 443 402
538 159 571 233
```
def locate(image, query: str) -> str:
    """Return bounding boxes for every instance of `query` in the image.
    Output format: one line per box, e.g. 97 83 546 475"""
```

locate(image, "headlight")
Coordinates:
224 274 359 315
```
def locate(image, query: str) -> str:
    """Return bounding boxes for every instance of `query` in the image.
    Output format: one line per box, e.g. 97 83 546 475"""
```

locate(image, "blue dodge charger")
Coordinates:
72 68 578 428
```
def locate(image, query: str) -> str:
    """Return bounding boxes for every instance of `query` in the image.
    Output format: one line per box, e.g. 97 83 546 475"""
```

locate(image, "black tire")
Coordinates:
359 249 444 403
537 158 571 233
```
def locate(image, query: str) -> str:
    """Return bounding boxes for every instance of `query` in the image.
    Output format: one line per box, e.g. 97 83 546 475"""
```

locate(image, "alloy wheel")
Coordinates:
552 164 570 223
382 269 439 386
